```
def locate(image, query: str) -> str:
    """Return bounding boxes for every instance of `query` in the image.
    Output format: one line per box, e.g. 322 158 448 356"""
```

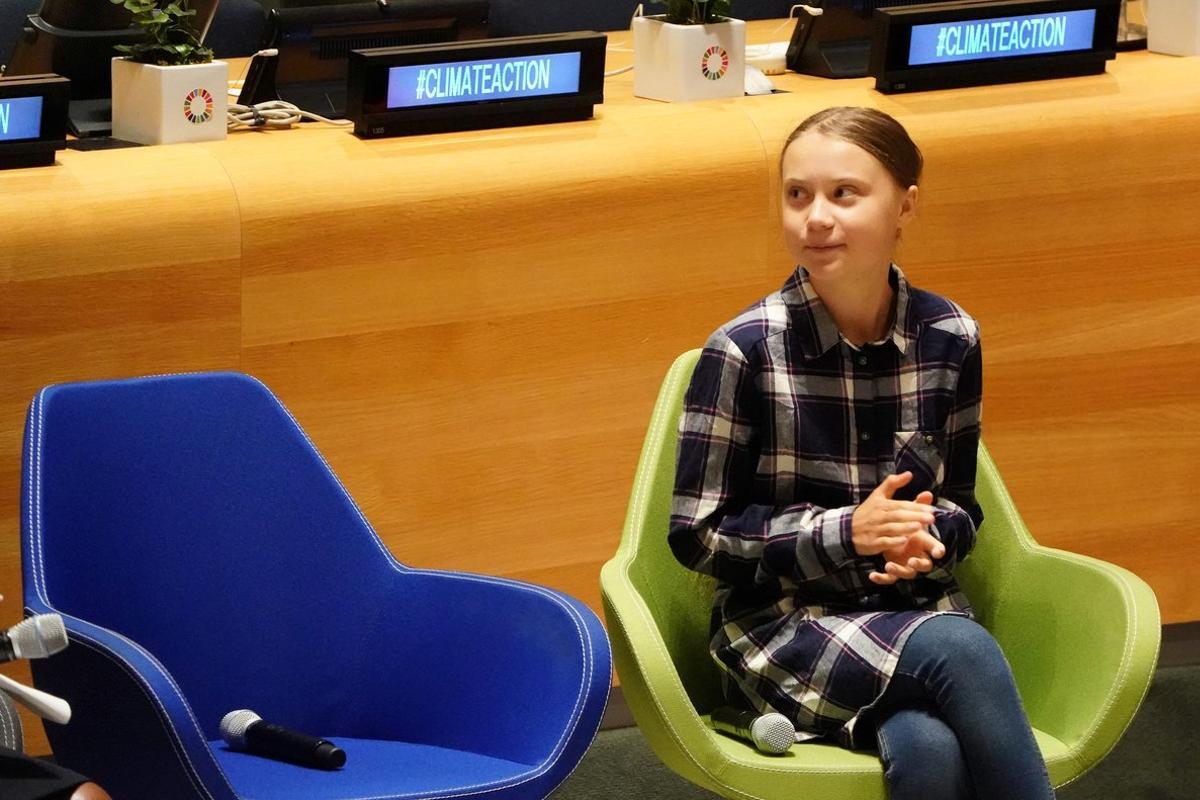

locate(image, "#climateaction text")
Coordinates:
938 16 1066 57
388 52 581 109
418 59 550 100
909 9 1096 65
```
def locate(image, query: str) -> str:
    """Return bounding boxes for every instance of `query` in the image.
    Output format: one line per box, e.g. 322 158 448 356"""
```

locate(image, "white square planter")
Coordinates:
1148 0 1200 55
111 58 228 145
633 16 746 103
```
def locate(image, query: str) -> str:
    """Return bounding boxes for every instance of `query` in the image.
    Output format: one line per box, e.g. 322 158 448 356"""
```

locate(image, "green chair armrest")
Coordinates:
601 559 732 796
957 445 1161 785
987 546 1160 783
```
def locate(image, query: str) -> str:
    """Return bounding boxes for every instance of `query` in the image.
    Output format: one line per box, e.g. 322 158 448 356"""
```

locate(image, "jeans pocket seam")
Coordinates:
876 725 892 765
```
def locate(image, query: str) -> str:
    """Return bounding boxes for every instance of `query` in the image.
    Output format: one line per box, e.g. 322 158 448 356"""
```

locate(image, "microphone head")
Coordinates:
9 614 68 659
220 709 262 750
749 712 795 755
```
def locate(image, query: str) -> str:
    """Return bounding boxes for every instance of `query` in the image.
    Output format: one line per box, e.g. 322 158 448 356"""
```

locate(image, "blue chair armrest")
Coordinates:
29 613 239 800
346 569 610 772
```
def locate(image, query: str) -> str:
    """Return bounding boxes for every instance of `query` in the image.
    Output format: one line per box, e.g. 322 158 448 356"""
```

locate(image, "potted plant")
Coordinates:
110 0 228 145
633 0 746 102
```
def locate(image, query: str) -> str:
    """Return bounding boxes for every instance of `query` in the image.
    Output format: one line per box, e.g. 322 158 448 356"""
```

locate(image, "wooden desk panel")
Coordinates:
212 106 773 347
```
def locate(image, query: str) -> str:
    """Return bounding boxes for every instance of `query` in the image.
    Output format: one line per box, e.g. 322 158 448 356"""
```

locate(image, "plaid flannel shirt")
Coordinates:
670 264 983 748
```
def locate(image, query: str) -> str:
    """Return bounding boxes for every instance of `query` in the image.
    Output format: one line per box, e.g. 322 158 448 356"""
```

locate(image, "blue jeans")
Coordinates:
871 615 1055 800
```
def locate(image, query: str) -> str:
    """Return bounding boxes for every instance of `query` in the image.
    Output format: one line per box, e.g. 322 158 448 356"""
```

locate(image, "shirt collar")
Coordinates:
781 263 916 359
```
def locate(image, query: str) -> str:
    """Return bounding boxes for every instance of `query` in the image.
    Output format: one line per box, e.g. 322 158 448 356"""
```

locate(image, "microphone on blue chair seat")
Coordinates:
710 705 796 754
0 613 68 663
220 709 347 770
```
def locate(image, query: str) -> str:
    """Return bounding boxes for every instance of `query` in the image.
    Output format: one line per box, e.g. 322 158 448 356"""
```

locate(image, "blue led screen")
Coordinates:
908 9 1096 65
387 52 581 109
0 96 43 141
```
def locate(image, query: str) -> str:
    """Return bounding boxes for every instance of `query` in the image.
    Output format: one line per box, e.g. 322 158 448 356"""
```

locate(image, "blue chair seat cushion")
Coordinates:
210 737 542 800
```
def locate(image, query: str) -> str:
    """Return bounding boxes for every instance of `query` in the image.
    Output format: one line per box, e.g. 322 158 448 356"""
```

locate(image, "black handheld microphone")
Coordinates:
220 710 346 770
0 613 68 663
710 705 795 754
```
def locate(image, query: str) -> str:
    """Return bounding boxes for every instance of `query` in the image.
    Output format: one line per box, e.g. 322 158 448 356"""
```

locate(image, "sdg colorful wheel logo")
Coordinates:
700 46 729 80
183 88 214 124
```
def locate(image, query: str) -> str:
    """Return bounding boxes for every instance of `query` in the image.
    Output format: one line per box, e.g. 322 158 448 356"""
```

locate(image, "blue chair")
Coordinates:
21 372 610 800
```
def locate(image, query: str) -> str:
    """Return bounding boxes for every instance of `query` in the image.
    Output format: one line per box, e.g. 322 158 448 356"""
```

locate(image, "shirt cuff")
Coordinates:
929 505 972 568
813 505 859 567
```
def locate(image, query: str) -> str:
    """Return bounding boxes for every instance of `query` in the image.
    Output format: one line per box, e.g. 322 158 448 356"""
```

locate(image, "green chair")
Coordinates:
600 349 1161 800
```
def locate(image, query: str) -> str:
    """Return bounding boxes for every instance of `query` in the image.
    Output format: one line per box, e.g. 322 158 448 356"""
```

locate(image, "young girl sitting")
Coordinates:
670 106 1055 800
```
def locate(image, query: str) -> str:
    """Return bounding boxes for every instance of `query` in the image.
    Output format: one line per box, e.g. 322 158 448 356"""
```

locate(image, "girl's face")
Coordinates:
780 131 918 284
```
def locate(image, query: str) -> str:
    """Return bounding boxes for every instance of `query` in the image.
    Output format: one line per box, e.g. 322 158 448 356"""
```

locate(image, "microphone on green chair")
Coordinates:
711 705 795 754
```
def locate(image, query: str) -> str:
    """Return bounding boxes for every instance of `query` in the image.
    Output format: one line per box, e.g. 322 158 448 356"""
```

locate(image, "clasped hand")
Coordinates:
851 472 944 586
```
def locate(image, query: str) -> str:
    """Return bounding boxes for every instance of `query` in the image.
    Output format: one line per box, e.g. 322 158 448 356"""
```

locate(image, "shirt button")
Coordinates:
857 355 868 366
860 431 872 441
924 434 936 444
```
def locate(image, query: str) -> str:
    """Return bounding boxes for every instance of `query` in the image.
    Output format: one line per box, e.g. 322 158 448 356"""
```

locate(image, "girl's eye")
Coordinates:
835 186 857 198
788 187 806 200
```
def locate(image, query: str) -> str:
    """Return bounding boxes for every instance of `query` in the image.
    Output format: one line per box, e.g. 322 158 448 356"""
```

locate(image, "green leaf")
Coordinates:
165 3 197 16
650 0 735 24
112 0 211 64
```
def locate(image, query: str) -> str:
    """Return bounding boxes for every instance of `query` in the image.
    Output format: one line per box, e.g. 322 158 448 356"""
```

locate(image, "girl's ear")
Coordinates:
898 184 919 225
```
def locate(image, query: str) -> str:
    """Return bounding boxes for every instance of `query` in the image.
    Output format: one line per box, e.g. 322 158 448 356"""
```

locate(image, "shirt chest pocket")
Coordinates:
892 430 946 501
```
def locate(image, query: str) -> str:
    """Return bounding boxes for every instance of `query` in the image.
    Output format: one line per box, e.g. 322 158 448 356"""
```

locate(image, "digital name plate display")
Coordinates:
388 52 582 108
0 96 45 141
348 33 606 138
909 9 1096 65
871 0 1119 93
0 75 69 169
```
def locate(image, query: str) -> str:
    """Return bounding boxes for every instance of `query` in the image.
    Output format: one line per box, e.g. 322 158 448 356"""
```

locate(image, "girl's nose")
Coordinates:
806 196 834 230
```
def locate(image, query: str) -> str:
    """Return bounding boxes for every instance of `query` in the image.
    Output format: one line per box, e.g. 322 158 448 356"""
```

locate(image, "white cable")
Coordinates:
607 4 645 77
229 47 280 96
774 3 824 34
227 100 354 131
225 47 353 131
